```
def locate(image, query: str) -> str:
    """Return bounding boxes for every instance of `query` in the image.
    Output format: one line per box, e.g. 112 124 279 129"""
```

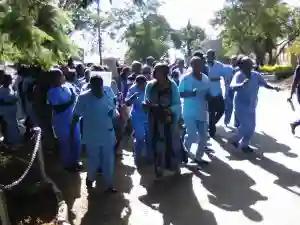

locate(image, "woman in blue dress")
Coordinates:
47 69 82 172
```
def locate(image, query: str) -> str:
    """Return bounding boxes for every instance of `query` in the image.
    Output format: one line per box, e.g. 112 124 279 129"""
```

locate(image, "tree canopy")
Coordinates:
212 0 300 65
0 0 78 69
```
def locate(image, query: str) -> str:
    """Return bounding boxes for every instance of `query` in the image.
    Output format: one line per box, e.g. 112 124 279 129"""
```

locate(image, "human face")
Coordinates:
90 79 103 97
207 51 215 64
178 60 184 68
191 58 204 75
240 59 253 75
231 58 237 67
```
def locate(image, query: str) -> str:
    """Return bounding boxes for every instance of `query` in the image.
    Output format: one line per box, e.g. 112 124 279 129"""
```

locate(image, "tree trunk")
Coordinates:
268 49 274 65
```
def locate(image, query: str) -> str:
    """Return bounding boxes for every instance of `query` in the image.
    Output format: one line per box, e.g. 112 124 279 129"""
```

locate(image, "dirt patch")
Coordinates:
0 141 57 225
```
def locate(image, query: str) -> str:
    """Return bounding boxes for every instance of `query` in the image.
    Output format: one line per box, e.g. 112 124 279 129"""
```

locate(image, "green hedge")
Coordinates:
259 65 294 80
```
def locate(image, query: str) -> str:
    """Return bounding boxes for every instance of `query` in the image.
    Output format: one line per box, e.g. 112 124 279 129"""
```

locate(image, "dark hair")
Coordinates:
193 51 205 59
121 66 130 74
49 69 63 85
135 75 147 84
92 65 104 71
154 63 170 77
76 64 85 75
90 75 103 87
66 69 76 82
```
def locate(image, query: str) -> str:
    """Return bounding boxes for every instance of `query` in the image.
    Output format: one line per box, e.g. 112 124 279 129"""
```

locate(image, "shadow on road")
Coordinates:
217 126 297 158
194 157 267 222
215 126 300 196
46 155 81 223
139 174 218 225
80 158 135 225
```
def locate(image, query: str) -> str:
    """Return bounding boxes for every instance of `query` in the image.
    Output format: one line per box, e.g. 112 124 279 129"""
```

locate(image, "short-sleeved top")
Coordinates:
74 91 115 145
223 64 234 86
207 61 225 96
103 86 116 108
179 73 210 121
231 70 267 112
47 82 77 124
126 84 147 120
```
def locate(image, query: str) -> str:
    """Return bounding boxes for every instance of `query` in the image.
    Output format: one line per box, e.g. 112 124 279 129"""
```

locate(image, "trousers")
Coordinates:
208 95 225 136
86 140 115 187
184 118 208 160
132 117 148 164
224 88 234 125
231 108 256 148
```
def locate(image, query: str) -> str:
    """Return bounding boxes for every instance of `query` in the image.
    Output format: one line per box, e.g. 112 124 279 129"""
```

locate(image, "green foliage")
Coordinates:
259 64 294 79
0 0 78 69
289 38 300 55
171 23 206 56
212 0 298 65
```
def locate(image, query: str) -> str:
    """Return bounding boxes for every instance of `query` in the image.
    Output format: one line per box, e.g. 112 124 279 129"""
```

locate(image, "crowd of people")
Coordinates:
0 49 288 193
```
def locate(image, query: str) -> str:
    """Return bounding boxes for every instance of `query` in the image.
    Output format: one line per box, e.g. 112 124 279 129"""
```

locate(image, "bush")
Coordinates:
259 64 294 80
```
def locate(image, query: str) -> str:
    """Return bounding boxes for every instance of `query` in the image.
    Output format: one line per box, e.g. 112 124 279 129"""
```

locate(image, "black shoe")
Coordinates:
76 161 84 170
155 167 163 178
290 123 296 135
205 147 215 154
193 159 209 165
230 141 239 148
105 187 118 193
242 146 254 153
86 179 94 189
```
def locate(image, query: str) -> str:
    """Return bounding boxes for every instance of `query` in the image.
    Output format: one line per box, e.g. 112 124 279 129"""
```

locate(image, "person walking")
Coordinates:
288 58 300 135
229 57 280 152
71 75 117 192
144 63 182 178
179 57 210 164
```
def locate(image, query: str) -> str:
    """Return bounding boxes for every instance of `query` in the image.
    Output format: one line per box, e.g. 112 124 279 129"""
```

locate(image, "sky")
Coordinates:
81 0 300 62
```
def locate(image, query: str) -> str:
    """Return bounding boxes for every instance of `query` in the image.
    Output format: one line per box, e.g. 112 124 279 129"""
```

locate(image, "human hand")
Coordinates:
192 88 197 96
242 79 249 86
274 87 281 92
108 109 114 117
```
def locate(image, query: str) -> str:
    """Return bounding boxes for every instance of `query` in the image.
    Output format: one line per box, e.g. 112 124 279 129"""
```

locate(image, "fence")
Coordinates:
0 127 70 225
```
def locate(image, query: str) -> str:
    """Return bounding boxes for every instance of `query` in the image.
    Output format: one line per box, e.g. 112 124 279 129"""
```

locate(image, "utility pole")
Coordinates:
97 0 103 65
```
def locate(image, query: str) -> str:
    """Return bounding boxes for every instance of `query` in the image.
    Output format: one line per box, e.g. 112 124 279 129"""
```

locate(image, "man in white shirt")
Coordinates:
179 57 210 164
206 49 226 137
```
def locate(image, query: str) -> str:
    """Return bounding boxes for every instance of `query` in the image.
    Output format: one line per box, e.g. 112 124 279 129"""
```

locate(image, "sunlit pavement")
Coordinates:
51 88 300 225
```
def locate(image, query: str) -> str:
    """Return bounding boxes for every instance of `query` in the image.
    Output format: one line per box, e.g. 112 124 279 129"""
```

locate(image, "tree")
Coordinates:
106 0 171 62
0 0 77 69
124 17 169 62
212 0 296 65
170 21 206 58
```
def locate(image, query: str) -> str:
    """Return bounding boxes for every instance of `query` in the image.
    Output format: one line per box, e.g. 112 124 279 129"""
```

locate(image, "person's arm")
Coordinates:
289 66 300 99
0 96 18 106
170 81 182 121
230 73 248 91
143 82 158 112
70 114 80 138
258 73 280 91
125 88 138 106
70 95 84 137
179 77 196 98
51 92 75 113
263 83 280 91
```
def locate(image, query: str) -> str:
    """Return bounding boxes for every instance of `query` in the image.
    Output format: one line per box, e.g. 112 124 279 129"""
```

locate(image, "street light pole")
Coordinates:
97 0 103 65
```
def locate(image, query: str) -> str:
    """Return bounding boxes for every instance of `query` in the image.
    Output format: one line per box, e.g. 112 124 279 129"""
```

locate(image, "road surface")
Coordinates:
49 88 300 225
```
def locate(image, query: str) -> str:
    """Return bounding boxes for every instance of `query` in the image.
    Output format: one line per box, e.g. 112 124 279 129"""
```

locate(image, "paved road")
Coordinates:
49 88 300 225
